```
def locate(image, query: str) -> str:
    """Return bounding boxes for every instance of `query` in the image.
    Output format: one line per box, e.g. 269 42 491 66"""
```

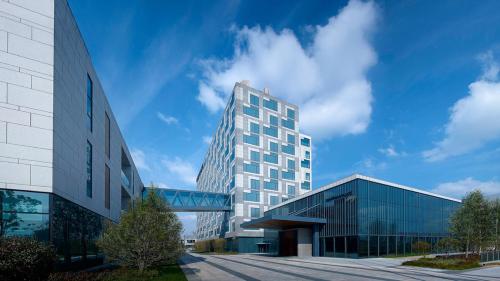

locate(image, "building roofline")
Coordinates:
269 174 462 211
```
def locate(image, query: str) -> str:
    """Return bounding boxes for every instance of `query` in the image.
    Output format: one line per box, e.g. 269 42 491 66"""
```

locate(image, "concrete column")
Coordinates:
313 224 320 256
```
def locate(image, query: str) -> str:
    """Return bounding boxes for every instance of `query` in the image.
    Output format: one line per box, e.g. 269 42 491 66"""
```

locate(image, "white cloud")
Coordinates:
423 52 500 161
202 135 212 145
197 0 378 140
378 145 406 157
131 149 150 171
162 157 197 186
157 112 179 125
431 178 500 198
197 82 225 113
355 157 387 175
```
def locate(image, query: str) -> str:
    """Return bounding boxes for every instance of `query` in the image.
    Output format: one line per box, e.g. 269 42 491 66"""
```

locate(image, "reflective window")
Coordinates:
269 168 278 179
301 137 310 147
264 180 278 191
250 207 260 218
86 74 93 131
269 141 278 153
86 141 93 198
250 94 259 106
250 122 259 134
244 191 260 202
263 99 278 111
264 153 278 164
243 106 259 118
250 151 260 162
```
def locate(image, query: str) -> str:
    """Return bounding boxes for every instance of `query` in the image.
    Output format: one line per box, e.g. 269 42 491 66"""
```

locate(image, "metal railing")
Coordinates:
480 251 500 263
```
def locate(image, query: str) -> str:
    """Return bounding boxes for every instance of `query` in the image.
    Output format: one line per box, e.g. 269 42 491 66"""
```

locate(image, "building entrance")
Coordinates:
279 229 297 256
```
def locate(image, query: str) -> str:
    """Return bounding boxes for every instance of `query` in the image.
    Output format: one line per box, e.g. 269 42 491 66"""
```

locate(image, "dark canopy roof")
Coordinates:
241 215 326 230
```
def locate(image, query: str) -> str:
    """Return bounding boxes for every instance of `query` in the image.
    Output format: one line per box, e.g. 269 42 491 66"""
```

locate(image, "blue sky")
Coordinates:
68 0 500 235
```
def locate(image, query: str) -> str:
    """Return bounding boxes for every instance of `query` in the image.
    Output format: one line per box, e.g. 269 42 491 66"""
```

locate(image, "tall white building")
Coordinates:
196 81 312 252
0 0 142 262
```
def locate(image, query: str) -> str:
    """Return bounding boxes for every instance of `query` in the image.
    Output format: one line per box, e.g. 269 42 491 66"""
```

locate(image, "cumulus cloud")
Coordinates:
423 52 500 161
197 0 378 140
431 177 500 198
131 149 150 171
162 157 197 186
197 82 225 113
378 145 406 157
157 112 179 125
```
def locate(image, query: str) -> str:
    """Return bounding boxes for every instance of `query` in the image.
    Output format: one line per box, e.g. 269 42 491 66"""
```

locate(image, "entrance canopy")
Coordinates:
241 215 326 230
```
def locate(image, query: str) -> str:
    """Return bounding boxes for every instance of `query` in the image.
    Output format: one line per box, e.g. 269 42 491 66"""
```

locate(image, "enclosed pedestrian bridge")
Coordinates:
145 188 231 212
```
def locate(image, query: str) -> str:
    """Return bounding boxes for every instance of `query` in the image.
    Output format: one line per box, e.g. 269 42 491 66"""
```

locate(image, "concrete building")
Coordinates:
0 0 142 261
243 174 461 257
196 81 312 253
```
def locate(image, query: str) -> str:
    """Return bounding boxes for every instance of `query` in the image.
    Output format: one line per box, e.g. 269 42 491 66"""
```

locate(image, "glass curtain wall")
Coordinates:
0 189 108 264
266 179 460 258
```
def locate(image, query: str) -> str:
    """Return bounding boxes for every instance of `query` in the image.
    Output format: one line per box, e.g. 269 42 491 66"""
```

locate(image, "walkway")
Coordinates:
180 253 500 281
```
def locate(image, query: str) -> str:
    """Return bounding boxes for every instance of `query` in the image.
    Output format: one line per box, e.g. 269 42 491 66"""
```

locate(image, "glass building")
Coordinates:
243 174 461 258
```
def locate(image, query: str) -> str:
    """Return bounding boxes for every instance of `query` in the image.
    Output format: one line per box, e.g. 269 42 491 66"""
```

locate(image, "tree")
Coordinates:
492 199 500 251
436 237 460 257
412 241 431 257
97 190 184 272
450 190 493 257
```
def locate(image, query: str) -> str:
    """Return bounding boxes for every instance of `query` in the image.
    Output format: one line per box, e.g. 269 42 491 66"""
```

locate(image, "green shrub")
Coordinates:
194 240 209 252
412 240 431 256
0 237 56 281
403 257 480 270
213 238 226 253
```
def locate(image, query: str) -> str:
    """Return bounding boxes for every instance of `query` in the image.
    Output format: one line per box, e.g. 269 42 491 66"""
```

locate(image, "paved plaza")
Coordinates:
180 253 500 281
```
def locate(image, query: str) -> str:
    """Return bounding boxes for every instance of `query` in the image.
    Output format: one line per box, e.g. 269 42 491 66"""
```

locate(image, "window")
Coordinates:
269 141 278 152
282 118 295 130
243 106 259 118
305 151 310 159
287 108 295 119
282 144 295 155
244 163 260 174
287 159 295 170
243 134 259 146
250 150 260 162
270 195 279 206
105 112 110 158
287 134 295 144
269 115 278 126
287 185 295 196
105 164 110 209
86 141 92 198
305 172 311 181
86 74 93 131
301 181 311 190
264 179 278 190
270 168 278 179
250 179 260 190
301 159 310 168
264 153 278 164
244 191 260 202
263 126 278 138
250 207 260 218
301 137 310 147
263 99 278 111
250 122 259 134
282 170 295 180
250 94 259 106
